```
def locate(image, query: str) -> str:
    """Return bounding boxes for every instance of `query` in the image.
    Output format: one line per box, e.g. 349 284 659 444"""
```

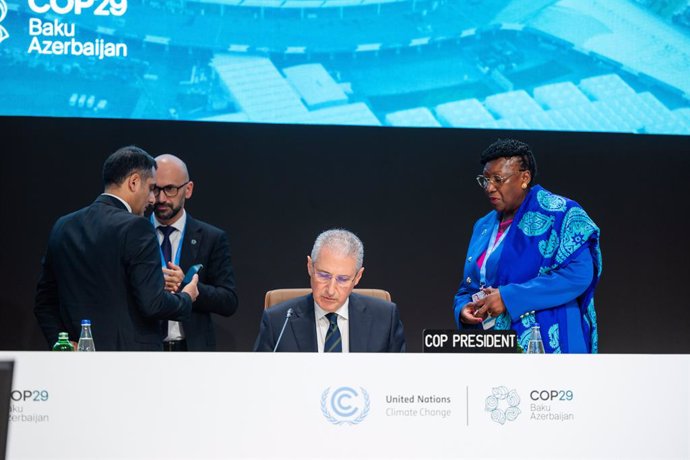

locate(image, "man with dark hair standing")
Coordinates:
152 154 238 351
35 146 199 351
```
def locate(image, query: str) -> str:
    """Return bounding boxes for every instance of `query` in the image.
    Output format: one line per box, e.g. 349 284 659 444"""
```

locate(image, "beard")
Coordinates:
154 202 182 222
143 203 155 218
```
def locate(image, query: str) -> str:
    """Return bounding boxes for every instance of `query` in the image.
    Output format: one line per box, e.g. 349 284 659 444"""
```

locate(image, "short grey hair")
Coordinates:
311 229 364 271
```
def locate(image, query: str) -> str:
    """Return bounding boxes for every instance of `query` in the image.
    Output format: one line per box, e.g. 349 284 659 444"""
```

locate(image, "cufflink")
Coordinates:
466 277 472 285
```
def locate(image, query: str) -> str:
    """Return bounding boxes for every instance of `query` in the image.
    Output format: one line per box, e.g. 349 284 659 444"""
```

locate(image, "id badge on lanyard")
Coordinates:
479 222 509 287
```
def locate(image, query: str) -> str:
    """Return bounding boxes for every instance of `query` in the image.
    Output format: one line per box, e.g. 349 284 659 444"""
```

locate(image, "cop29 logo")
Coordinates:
321 386 370 425
485 386 521 425
0 0 9 44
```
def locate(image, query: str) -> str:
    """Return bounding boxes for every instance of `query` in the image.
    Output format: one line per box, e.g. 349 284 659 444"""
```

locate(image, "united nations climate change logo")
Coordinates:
485 386 521 425
321 386 370 425
0 0 8 44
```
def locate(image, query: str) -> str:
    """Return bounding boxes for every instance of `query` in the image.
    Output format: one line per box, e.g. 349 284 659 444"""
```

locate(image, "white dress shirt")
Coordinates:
314 299 349 353
153 210 187 341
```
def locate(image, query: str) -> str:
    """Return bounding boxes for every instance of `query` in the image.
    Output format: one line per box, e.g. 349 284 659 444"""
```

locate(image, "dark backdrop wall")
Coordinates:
1 116 688 352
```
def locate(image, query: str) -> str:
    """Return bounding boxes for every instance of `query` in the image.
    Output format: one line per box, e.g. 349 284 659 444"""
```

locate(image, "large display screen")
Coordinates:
1 0 690 134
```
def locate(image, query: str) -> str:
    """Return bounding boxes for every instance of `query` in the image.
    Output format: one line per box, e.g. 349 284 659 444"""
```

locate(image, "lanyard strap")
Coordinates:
479 222 510 286
151 215 186 268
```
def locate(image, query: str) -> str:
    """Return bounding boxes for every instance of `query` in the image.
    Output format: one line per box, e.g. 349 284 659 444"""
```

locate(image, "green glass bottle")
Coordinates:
52 332 74 351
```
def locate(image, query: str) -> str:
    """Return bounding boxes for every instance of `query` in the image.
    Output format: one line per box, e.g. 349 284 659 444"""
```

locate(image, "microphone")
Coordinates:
273 307 294 352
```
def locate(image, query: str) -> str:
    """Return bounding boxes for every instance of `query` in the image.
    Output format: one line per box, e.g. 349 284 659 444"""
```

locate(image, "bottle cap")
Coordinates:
81 319 91 326
58 332 69 340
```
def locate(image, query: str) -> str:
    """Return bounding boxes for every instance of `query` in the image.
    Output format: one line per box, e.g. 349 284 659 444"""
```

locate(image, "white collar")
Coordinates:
314 297 350 321
101 193 132 213
153 209 187 232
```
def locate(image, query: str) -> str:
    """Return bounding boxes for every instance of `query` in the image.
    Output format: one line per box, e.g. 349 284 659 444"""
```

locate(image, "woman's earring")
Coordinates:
521 183 527 190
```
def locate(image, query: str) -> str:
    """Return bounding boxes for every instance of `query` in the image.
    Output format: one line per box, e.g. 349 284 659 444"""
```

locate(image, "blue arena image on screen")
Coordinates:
1 0 689 134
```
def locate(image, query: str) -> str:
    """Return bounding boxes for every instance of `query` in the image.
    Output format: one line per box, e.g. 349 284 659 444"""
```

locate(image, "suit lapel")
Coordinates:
471 215 498 262
179 214 201 270
348 294 372 352
288 295 318 352
178 215 202 332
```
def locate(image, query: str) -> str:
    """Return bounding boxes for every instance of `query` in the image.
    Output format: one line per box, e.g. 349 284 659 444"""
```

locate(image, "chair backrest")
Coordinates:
264 288 391 308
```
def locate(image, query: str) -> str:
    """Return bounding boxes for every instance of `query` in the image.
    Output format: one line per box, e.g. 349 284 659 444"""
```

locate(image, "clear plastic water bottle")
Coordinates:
77 319 96 352
52 332 74 351
526 324 545 354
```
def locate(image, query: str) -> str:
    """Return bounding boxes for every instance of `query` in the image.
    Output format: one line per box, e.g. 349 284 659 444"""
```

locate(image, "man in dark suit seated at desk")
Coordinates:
151 154 239 351
34 146 199 351
254 229 406 352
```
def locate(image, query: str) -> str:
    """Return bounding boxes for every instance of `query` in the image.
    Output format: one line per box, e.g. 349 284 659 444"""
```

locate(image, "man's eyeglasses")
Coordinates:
313 269 354 287
153 181 190 198
475 171 525 189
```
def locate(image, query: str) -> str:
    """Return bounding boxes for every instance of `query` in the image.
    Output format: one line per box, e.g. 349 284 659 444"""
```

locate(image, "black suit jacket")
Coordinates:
34 195 193 351
175 215 238 351
253 293 406 352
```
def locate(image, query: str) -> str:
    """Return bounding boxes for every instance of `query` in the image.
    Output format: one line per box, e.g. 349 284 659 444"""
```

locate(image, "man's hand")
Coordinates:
472 287 507 319
181 274 199 302
162 262 184 292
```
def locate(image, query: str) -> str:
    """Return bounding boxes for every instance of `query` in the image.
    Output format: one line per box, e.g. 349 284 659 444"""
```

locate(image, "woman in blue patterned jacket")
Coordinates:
453 139 602 353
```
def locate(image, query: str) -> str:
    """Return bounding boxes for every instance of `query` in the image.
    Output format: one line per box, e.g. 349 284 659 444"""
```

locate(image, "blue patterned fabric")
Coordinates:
497 186 601 353
453 185 602 353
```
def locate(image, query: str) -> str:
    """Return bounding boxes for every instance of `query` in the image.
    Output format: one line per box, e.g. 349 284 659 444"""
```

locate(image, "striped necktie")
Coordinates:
158 226 176 264
324 313 342 353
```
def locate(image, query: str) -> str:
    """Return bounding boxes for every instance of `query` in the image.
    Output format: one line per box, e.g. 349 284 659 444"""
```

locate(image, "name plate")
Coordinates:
423 329 519 353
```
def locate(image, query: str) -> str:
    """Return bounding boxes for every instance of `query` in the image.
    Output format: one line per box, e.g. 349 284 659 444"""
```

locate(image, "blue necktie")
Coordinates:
324 313 342 353
158 226 176 264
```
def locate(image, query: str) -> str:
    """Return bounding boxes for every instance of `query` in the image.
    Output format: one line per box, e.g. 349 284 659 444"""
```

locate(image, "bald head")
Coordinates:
153 154 194 225
155 154 190 182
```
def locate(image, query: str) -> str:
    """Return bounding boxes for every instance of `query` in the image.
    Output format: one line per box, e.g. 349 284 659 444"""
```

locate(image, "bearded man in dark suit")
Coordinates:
151 154 238 351
34 146 199 351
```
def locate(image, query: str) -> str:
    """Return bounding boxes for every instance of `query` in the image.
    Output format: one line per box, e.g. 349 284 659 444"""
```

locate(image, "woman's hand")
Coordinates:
473 287 507 319
459 302 483 325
